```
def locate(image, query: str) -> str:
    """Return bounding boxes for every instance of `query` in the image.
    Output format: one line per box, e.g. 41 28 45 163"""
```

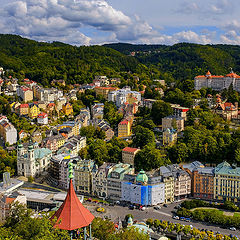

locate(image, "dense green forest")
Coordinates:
105 42 240 82
2 34 240 87
0 34 156 86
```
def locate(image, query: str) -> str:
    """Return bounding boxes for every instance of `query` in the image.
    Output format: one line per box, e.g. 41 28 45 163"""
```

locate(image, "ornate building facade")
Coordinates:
194 70 240 91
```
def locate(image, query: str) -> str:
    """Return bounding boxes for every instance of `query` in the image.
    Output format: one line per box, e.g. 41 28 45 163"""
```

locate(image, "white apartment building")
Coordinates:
0 116 17 145
108 87 141 108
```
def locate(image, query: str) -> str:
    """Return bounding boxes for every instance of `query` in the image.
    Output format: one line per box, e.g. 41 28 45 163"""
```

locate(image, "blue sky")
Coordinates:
0 0 239 45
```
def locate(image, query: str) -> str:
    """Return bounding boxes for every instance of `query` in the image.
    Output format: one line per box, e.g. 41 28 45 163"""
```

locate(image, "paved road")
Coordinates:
85 201 240 237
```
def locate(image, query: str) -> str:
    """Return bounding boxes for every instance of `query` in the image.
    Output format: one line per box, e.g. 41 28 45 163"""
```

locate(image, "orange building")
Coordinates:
192 167 214 200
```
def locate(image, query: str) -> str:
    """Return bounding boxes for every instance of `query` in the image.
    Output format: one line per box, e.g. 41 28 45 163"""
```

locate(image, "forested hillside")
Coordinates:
2 34 240 86
0 34 156 86
105 43 240 82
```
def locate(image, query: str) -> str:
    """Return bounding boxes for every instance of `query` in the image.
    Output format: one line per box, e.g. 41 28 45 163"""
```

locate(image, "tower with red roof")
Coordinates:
51 162 94 239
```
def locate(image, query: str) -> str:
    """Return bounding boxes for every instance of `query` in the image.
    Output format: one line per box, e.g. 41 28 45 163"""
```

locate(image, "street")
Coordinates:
85 201 240 237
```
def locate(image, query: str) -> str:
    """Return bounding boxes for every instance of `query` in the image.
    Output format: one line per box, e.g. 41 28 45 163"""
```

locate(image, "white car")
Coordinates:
230 227 236 231
173 216 180 220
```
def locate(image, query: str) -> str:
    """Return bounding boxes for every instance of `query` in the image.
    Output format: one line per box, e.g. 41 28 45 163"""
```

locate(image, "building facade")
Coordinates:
92 163 114 199
107 163 134 201
0 116 17 145
121 170 165 206
122 147 140 167
192 167 214 200
162 128 177 146
118 119 131 138
162 116 184 132
17 143 52 177
194 70 240 92
214 162 240 202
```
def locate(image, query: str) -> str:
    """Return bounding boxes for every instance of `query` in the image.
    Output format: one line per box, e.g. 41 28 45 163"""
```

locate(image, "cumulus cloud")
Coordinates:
134 30 212 45
176 0 233 16
0 0 226 45
0 0 133 45
219 20 240 44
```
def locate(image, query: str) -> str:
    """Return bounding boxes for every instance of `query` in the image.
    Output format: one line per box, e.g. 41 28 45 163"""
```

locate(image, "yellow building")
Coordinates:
118 119 131 138
62 103 73 116
29 104 40 119
160 166 175 203
214 162 240 202
56 135 65 149
18 104 29 116
57 121 80 137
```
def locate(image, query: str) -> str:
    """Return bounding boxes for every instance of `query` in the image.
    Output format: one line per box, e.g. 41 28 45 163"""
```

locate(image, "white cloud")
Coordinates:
220 30 240 45
0 0 233 45
0 0 133 45
176 0 233 16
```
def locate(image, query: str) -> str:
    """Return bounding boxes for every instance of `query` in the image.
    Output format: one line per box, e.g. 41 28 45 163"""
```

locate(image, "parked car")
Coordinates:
185 218 191 222
163 204 168 207
96 207 105 212
172 215 180 220
180 217 185 221
154 206 161 210
230 227 236 231
128 205 135 210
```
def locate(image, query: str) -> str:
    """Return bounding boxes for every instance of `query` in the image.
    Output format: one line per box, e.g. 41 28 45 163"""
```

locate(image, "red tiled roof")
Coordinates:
95 87 117 90
119 120 129 125
218 102 236 111
122 147 139 153
47 103 55 107
226 72 240 78
38 112 48 118
5 197 16 204
51 179 94 230
20 104 29 108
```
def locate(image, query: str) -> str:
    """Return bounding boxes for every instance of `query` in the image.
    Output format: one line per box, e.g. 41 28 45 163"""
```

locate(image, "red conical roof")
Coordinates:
51 179 94 230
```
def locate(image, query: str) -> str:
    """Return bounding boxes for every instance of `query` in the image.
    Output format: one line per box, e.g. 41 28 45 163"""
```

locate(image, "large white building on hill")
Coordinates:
194 70 240 91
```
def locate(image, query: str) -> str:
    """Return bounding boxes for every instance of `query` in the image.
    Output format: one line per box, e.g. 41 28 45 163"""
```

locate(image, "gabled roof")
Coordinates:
38 112 48 118
122 147 139 153
20 104 29 108
119 119 129 125
51 179 94 230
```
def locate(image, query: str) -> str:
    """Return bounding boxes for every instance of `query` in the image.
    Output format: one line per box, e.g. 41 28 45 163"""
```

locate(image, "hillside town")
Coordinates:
1 66 240 239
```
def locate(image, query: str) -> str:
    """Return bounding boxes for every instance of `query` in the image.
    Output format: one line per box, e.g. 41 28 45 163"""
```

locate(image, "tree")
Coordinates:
104 102 123 127
168 143 189 163
88 139 109 165
235 148 240 163
113 228 149 240
132 126 155 148
4 203 70 240
151 100 173 125
80 125 96 139
182 225 191 235
135 145 167 171
92 217 116 240
146 218 154 227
